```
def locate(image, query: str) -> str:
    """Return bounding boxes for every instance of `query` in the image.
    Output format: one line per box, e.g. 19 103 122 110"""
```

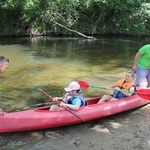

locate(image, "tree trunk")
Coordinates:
92 14 102 34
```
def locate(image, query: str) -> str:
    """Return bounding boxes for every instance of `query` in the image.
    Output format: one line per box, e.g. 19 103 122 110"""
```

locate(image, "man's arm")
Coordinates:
132 52 141 72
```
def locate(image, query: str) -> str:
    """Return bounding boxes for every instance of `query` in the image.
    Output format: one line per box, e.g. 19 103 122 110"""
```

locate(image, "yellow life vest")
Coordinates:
116 78 134 90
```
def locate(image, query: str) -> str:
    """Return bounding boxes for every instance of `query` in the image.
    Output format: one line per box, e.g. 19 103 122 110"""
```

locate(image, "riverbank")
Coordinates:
1 103 149 150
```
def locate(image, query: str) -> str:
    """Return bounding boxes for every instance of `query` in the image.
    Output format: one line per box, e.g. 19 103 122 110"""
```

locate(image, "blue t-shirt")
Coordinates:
64 93 85 106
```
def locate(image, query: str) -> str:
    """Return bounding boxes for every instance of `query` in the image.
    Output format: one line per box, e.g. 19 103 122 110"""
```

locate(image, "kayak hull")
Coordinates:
0 94 149 133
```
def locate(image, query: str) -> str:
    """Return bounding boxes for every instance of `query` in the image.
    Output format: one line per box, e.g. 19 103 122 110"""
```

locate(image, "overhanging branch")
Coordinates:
53 21 96 40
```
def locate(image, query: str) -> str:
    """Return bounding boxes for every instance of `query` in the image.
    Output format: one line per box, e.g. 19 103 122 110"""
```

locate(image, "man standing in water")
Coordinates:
0 56 9 115
132 44 150 89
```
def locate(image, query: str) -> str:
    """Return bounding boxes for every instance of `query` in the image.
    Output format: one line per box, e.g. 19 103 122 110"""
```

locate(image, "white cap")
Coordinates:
64 81 80 92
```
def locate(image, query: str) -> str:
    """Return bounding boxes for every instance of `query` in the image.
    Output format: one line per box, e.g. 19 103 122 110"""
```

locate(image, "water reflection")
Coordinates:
0 36 149 149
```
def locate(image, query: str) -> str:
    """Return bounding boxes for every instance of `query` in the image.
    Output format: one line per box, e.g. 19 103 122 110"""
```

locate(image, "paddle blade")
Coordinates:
135 89 150 100
78 80 89 89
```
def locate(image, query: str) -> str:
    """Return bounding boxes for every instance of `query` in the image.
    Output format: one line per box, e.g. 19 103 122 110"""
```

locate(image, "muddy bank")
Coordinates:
1 104 149 150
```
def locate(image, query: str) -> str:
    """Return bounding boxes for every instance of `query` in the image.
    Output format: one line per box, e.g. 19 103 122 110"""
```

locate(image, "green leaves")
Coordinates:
0 0 149 36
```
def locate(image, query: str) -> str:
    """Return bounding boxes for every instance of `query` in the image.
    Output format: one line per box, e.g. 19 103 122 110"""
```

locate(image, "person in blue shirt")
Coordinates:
50 81 85 111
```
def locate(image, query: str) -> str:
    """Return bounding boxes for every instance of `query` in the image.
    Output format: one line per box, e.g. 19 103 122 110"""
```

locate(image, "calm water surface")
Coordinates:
0 36 149 149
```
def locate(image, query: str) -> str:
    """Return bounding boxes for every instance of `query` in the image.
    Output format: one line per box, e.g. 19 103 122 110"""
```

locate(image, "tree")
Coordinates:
0 0 149 37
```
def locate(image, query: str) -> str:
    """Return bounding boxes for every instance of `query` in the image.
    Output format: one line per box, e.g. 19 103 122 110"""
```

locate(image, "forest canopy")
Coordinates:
0 0 150 37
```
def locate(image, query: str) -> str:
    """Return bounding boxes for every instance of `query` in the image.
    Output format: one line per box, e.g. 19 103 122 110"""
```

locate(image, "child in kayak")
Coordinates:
49 81 86 111
98 70 135 103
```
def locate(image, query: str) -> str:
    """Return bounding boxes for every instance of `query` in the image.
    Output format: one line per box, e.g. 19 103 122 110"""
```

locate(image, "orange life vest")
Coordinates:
116 78 134 90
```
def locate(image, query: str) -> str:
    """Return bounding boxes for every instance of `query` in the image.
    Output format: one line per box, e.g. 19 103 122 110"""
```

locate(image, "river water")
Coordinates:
0 36 149 149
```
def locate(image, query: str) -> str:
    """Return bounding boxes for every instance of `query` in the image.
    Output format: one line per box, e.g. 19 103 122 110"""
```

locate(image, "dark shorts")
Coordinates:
113 90 127 99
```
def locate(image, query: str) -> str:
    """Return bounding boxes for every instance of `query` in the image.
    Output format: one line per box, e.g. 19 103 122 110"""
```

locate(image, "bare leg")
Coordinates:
109 98 118 101
137 82 150 89
147 84 150 88
135 86 140 90
0 108 4 116
98 95 113 103
49 105 63 111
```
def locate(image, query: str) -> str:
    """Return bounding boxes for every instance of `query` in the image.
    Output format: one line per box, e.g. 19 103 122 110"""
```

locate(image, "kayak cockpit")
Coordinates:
34 97 100 112
34 106 50 111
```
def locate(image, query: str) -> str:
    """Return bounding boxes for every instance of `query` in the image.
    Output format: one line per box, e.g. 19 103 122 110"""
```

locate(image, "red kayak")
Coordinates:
0 94 149 133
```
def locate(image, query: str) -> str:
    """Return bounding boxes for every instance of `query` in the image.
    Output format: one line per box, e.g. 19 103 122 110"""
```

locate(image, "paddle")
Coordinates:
79 80 112 90
37 88 86 122
79 80 150 100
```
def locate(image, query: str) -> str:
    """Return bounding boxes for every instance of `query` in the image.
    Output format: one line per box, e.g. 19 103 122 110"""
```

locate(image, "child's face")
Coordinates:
68 90 77 95
125 72 134 82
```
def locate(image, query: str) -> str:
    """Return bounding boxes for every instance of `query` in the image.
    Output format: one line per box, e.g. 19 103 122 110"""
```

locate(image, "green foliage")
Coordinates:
0 0 149 36
0 0 25 35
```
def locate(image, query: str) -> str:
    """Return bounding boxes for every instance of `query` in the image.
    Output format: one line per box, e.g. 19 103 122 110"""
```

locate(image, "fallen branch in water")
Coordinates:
53 21 96 40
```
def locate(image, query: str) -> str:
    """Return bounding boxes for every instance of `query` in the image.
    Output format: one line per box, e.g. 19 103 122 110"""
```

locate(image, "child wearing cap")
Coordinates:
49 81 86 111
